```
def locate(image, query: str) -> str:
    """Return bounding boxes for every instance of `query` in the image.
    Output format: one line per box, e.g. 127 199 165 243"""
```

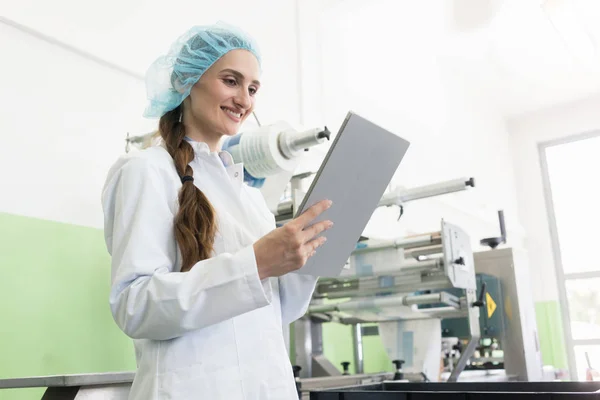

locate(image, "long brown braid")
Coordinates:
158 104 217 272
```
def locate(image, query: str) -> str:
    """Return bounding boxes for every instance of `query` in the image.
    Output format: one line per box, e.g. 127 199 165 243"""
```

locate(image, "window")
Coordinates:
541 131 600 380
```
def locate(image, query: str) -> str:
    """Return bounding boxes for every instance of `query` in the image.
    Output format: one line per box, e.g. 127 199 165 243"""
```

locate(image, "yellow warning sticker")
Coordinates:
505 297 513 321
486 292 497 318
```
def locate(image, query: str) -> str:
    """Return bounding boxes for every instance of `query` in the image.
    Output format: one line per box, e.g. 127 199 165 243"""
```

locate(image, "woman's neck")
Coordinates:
182 119 221 152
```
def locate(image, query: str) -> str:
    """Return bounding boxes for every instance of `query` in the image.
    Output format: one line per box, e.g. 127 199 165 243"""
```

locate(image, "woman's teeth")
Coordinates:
223 108 242 118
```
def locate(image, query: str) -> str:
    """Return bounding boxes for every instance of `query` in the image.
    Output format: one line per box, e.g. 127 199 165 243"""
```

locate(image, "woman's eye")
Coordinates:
224 78 237 86
249 87 257 95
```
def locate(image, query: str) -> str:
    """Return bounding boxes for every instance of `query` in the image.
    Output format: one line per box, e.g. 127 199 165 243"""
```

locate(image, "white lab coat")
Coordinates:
101 140 318 399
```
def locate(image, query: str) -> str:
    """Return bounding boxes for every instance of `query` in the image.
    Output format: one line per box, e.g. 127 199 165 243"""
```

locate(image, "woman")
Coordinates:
101 22 332 399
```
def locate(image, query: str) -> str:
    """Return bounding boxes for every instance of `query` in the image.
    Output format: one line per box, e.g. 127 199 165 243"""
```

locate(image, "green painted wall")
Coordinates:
321 323 394 374
535 300 568 369
0 213 136 400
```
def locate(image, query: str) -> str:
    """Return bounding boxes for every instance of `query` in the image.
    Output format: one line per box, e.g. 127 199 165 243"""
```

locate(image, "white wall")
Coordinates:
300 0 524 250
0 20 151 229
2 0 528 249
508 94 600 302
0 1 301 229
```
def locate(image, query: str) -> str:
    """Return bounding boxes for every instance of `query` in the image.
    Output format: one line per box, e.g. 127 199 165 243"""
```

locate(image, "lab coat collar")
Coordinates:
184 137 243 186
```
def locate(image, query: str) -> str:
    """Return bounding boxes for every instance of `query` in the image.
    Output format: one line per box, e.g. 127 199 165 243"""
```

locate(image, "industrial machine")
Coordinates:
294 217 482 384
438 213 544 382
292 208 545 395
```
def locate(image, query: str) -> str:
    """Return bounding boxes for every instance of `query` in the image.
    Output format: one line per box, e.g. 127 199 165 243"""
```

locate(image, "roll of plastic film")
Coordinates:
221 121 299 182
239 122 297 178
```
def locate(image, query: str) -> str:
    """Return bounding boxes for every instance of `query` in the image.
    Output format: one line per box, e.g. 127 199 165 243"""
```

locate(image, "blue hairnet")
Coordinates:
143 22 262 119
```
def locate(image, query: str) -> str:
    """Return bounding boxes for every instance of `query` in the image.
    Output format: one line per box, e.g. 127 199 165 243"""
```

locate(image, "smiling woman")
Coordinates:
100 21 332 400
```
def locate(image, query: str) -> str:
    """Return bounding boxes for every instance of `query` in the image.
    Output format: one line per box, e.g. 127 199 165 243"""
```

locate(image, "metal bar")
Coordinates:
448 287 481 381
378 177 474 206
276 200 294 216
404 245 444 259
405 293 444 305
352 235 441 254
395 259 443 274
0 372 135 389
418 307 468 319
294 318 314 378
447 336 479 382
297 372 393 393
308 292 445 314
317 275 452 300
346 258 442 278
352 324 364 374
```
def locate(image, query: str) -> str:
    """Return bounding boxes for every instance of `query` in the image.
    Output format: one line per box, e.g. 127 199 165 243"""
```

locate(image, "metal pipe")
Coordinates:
379 177 475 206
419 307 468 319
352 234 441 254
308 293 444 314
372 258 443 275
404 244 444 259
279 127 330 159
448 335 479 382
352 324 364 374
317 275 453 300
405 293 445 305
276 176 473 217
276 200 294 216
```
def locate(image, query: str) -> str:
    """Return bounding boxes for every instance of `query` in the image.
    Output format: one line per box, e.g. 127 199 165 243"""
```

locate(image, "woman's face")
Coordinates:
184 49 261 145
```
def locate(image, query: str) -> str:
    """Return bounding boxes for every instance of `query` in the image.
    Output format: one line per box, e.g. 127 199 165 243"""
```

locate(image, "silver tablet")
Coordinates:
296 111 411 277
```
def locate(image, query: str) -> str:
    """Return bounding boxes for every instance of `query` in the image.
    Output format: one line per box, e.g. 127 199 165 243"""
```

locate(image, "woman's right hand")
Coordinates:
253 199 333 279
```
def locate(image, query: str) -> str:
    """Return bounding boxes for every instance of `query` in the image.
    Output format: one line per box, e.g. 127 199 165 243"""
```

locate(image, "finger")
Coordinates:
302 220 333 242
306 236 327 252
293 199 332 229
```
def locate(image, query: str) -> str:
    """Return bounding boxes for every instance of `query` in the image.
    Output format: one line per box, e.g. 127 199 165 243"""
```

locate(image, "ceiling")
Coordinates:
2 0 297 79
440 0 600 118
5 0 600 119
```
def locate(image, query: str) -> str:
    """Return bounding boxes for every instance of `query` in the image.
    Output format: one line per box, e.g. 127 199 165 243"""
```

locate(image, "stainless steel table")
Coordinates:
0 372 135 399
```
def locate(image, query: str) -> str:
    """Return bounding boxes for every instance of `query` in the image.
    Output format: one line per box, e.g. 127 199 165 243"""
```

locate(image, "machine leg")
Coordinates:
352 323 364 374
447 337 478 382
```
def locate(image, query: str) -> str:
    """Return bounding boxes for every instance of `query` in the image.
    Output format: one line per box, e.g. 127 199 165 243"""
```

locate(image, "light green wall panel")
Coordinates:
0 213 136 400
321 323 394 375
535 300 568 369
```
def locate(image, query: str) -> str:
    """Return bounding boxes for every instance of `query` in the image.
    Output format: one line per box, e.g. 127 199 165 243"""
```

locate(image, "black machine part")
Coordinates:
471 282 487 308
309 381 600 399
480 210 507 249
392 360 404 380
292 365 302 378
341 362 351 375
304 127 331 151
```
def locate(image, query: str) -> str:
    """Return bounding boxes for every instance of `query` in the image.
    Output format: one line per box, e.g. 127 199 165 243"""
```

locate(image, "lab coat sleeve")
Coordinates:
278 273 318 324
102 154 272 341
247 186 318 324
